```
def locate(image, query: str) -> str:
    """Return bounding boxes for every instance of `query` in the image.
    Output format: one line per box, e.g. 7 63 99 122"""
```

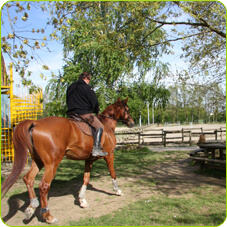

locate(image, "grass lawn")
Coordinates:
69 190 225 226
67 147 226 226
1 147 226 226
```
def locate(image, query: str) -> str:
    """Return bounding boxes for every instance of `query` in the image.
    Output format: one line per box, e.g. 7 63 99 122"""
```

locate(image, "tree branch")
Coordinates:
142 24 164 43
144 17 226 38
145 32 209 48
117 18 138 32
118 31 208 51
198 18 226 38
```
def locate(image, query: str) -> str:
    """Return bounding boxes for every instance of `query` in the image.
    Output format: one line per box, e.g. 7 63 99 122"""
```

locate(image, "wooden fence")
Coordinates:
115 126 226 146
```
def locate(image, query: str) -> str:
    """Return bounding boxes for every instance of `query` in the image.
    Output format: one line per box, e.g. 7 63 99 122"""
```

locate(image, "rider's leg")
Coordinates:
92 127 107 156
80 113 107 156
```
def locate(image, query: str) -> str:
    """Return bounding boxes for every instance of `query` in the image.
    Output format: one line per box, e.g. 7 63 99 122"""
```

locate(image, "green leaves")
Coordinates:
166 81 225 124
112 81 171 124
56 2 169 87
2 1 225 111
175 2 226 84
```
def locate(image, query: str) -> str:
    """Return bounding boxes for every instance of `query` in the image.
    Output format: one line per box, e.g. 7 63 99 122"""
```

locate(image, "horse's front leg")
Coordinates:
79 159 94 208
105 154 122 196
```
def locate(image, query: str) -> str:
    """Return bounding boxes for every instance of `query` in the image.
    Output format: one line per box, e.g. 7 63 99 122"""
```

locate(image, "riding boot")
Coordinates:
92 128 108 157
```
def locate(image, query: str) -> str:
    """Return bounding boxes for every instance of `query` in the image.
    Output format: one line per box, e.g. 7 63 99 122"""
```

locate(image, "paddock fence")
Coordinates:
115 126 226 146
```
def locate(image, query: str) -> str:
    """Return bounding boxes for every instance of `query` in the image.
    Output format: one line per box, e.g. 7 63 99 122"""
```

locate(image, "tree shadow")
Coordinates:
2 175 116 224
2 156 117 224
2 147 225 224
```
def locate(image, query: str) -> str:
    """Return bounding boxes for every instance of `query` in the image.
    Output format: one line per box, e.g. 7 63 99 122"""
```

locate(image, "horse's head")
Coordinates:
115 97 135 128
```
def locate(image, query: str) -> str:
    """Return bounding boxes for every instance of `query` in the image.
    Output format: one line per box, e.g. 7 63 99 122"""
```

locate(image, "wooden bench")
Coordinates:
189 141 226 170
188 148 205 157
190 156 226 170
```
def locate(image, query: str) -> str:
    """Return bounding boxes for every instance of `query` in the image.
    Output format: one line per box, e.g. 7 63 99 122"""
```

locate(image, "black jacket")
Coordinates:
66 79 100 115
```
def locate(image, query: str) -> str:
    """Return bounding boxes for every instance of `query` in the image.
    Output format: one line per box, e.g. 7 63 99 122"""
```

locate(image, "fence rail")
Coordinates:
115 127 226 146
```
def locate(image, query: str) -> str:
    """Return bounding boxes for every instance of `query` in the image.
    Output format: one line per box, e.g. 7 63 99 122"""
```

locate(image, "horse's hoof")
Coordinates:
116 189 123 196
24 206 35 220
46 217 59 224
79 198 89 208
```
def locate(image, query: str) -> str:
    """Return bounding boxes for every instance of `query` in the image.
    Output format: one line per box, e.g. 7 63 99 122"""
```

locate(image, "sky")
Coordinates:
1 0 226 96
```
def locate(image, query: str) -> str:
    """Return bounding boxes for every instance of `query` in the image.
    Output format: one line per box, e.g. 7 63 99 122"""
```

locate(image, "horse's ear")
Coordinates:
117 97 121 102
124 97 129 104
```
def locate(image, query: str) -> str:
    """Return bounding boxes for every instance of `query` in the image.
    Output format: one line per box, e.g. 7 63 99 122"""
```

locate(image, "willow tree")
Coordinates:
50 2 170 85
45 1 171 114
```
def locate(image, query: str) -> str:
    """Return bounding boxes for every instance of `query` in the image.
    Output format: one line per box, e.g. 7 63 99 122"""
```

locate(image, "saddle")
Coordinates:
67 112 95 138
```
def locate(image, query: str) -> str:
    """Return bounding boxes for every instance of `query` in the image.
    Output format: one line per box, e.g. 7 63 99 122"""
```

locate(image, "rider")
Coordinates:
66 72 107 157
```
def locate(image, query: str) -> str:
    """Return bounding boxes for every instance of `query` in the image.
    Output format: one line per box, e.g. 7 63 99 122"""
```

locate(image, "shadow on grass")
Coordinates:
2 147 225 224
2 152 119 224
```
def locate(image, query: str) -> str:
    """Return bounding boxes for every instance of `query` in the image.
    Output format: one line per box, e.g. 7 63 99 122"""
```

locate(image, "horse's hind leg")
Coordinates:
39 164 59 224
23 160 43 220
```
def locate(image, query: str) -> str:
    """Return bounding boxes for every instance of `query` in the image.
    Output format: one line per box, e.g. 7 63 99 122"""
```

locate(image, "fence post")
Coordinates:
182 128 184 142
138 132 141 145
163 131 166 147
214 130 217 140
189 130 192 146
161 129 164 144
220 127 223 140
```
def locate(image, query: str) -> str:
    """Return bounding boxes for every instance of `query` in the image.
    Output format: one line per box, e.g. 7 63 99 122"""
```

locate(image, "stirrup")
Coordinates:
92 147 108 157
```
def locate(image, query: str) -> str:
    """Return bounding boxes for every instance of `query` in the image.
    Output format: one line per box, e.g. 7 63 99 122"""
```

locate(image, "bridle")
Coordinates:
98 101 132 124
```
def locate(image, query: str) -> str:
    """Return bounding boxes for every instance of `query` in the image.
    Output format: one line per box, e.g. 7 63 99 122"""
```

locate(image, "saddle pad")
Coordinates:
69 118 95 137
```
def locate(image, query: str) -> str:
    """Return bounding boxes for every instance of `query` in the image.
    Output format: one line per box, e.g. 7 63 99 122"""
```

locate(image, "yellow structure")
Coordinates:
1 60 43 162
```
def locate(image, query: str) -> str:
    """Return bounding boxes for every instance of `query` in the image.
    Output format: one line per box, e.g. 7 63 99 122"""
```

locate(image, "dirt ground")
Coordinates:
1 146 225 226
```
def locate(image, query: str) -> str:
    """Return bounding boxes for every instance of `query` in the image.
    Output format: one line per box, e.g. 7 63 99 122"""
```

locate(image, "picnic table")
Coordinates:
189 140 226 170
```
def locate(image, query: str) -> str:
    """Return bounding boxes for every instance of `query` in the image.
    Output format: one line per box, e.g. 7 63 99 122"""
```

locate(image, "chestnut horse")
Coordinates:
1 97 134 224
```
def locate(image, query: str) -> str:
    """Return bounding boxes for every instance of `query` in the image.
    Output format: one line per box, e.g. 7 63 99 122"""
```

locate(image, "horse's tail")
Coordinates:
1 120 35 198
